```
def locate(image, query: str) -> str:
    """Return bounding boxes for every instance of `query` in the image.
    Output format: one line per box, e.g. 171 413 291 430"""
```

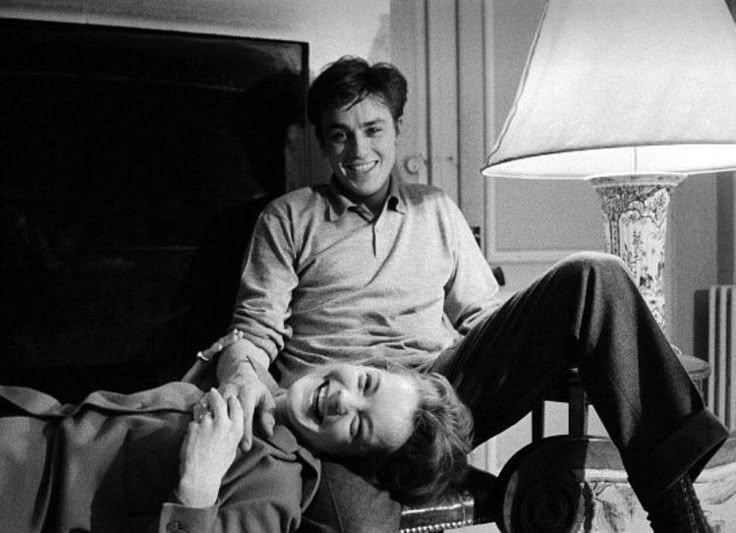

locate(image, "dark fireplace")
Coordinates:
0 18 309 400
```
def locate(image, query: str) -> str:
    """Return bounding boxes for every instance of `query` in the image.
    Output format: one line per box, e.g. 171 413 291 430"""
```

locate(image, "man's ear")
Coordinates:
394 117 403 137
314 126 327 154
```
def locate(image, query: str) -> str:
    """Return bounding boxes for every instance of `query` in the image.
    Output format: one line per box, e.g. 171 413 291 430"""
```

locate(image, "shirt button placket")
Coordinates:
372 223 379 258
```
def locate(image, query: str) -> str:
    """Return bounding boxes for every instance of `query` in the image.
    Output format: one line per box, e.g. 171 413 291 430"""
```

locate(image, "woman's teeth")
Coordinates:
312 380 328 422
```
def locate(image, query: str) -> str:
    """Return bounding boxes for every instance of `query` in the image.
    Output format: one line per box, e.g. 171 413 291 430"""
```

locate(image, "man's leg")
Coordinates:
431 252 727 525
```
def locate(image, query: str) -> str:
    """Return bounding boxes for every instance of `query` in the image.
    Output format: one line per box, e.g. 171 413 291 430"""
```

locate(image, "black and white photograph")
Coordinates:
1 1 735 531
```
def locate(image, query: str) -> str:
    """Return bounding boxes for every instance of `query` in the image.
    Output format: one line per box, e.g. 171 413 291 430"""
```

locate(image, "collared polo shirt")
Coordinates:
231 177 501 385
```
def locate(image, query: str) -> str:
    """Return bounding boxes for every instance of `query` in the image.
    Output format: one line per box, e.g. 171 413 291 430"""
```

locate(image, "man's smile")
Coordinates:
344 160 378 173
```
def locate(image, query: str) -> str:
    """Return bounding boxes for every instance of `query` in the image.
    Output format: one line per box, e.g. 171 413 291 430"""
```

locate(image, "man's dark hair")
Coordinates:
307 56 408 141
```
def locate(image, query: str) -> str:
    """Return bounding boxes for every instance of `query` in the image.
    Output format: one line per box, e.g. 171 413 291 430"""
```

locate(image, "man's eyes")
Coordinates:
328 130 348 143
326 127 383 143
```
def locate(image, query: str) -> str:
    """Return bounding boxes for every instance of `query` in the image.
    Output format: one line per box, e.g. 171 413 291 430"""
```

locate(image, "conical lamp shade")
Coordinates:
482 0 736 180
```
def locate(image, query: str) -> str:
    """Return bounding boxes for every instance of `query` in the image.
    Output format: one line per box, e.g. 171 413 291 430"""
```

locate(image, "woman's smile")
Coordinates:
281 363 419 457
311 379 329 423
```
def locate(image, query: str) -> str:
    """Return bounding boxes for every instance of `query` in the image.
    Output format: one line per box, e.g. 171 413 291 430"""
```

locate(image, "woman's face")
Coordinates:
284 364 419 457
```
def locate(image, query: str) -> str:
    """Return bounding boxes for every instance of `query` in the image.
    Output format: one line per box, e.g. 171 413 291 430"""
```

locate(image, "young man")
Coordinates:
212 57 727 532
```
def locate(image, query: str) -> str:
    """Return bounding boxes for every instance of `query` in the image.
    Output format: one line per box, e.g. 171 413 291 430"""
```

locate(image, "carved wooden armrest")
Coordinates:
399 466 499 533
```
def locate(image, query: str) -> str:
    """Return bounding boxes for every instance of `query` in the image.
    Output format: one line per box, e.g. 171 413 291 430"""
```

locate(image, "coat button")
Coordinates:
166 521 187 532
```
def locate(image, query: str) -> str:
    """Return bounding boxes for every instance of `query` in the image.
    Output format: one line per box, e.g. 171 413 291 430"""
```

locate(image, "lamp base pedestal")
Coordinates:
591 175 711 409
590 174 686 332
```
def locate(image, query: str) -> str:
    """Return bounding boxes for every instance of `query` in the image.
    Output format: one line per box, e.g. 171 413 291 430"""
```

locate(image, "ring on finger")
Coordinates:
193 401 213 422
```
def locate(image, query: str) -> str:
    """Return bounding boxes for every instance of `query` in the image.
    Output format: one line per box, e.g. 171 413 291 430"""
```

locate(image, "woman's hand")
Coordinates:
176 388 244 508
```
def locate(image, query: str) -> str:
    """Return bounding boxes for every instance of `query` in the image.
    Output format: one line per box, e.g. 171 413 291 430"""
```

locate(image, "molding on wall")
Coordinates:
390 0 429 185
426 0 459 202
717 173 736 286
457 0 487 233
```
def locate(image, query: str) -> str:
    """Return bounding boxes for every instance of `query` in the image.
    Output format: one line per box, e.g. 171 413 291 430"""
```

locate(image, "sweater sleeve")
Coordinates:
442 198 503 334
230 208 300 365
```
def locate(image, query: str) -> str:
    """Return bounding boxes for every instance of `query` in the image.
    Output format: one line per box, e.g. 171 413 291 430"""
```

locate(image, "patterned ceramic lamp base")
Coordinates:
590 174 686 332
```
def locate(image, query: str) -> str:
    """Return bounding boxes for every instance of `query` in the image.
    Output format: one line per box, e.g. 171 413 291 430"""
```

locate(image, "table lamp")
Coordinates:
482 0 736 333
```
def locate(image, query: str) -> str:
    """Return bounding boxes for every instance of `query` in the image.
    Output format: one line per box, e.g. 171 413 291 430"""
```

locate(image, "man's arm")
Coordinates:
216 337 271 386
227 207 298 363
180 204 296 451
216 338 276 451
215 207 298 449
182 331 275 449
442 198 503 333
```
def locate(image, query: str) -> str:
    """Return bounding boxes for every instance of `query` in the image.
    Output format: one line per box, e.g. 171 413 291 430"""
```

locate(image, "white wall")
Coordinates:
234 1 391 77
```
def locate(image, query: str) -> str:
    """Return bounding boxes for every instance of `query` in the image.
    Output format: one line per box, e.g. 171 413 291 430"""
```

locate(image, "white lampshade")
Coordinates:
482 0 736 181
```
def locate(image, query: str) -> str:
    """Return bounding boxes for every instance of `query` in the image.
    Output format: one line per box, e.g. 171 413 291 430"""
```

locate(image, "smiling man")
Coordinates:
216 57 498 397
319 94 398 216
211 56 727 533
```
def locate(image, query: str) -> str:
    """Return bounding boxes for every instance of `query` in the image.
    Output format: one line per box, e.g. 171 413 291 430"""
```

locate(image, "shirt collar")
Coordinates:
326 175 406 221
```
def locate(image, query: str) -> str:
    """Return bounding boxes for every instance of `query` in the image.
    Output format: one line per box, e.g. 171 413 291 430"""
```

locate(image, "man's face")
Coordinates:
319 96 400 204
284 363 418 458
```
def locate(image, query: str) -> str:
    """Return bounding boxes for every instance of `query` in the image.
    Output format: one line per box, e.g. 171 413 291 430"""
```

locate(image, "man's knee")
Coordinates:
542 252 642 315
554 252 630 286
558 251 626 273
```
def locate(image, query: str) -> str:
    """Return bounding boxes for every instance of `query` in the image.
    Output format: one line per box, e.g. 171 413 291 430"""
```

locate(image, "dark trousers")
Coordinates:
431 251 728 506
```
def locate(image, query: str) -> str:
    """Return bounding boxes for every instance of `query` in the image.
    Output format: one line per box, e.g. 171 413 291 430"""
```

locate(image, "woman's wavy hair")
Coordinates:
348 361 474 505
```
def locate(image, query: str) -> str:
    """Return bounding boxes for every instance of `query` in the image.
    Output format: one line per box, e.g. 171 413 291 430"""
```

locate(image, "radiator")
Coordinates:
707 285 736 430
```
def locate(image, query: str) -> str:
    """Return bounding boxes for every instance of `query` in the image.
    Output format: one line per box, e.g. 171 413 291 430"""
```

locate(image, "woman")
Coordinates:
0 349 472 532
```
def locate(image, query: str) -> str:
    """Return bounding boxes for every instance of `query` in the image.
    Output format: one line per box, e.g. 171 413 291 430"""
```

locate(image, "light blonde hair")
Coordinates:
350 361 474 505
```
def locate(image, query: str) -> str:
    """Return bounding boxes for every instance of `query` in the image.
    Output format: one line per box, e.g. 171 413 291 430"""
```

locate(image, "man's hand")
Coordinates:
177 389 244 508
219 357 276 452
